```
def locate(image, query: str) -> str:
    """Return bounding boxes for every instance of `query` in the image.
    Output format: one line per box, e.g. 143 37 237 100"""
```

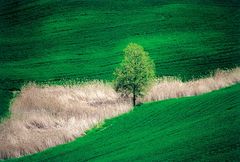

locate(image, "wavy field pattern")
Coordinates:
0 0 240 118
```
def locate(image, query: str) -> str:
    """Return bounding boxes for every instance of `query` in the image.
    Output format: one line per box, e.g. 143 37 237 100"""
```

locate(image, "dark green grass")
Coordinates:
4 83 240 162
0 1 240 118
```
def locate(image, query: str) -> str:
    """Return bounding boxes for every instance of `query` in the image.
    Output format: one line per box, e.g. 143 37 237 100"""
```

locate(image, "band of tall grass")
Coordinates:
0 67 239 159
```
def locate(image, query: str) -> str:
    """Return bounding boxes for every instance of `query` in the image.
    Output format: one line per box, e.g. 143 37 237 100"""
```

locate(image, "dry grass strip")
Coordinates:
0 68 239 159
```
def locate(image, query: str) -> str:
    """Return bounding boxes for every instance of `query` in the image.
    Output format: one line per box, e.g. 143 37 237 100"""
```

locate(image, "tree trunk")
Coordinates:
133 92 136 106
133 86 136 106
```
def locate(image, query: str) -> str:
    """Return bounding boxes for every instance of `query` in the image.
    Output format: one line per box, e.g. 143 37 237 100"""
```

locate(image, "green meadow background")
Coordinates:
0 0 240 118
0 1 240 161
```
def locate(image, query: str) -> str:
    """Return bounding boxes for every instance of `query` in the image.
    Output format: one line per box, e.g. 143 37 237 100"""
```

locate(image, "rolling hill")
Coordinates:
1 0 240 119
4 83 240 161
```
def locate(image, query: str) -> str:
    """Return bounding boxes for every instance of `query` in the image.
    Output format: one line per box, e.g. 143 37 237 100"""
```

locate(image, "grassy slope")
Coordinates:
4 83 240 162
0 0 240 118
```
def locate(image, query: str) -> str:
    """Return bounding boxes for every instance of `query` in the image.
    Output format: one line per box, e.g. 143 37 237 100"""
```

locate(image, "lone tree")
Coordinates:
114 43 155 106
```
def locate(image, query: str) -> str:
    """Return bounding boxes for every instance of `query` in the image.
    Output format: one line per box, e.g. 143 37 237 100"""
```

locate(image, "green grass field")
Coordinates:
4 83 240 162
0 0 240 119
